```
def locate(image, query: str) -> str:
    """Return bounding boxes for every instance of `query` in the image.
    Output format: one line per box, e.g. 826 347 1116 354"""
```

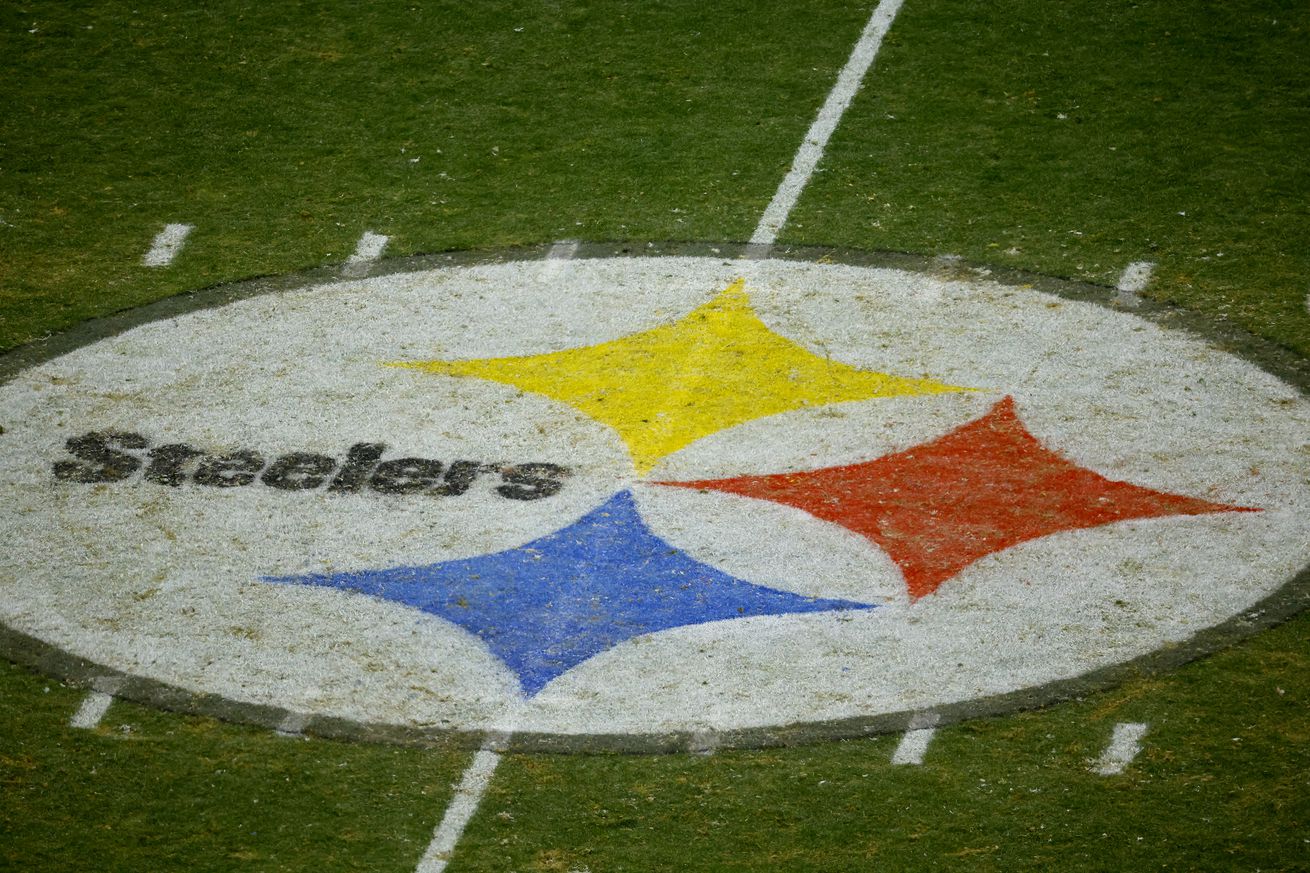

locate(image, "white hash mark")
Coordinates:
1093 722 1149 775
891 712 939 765
69 691 114 729
343 231 390 277
1115 260 1155 306
538 239 580 281
142 223 193 267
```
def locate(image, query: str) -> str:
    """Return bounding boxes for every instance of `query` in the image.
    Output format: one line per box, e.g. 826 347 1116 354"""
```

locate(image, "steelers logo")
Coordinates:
1 249 1306 750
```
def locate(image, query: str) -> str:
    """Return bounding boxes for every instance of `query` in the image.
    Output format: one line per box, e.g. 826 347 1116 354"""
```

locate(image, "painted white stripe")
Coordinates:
343 231 390 277
1115 260 1154 306
142 223 193 267
688 726 719 756
1117 261 1155 293
891 712 939 765
415 742 505 873
1093 722 1149 775
891 727 936 765
538 239 580 281
750 0 905 249
70 691 114 729
275 711 309 737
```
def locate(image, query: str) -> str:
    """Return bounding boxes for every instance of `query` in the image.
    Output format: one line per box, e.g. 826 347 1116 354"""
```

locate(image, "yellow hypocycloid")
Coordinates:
392 279 968 475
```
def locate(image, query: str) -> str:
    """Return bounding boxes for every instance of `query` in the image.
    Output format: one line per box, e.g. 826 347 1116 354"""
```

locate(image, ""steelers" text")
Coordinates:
51 430 570 500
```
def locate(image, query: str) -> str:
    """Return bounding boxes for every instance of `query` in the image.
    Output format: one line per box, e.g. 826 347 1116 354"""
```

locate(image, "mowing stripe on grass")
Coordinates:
343 231 390 277
1115 261 1155 307
69 690 114 729
749 0 905 250
415 743 505 873
891 712 939 765
141 223 193 267
1092 722 1149 775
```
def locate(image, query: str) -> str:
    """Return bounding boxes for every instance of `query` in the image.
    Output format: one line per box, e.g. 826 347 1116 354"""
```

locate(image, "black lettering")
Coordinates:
52 431 147 483
261 452 337 490
431 460 484 496
496 463 570 500
326 443 386 493
194 451 265 488
51 430 573 501
144 444 204 486
370 458 444 494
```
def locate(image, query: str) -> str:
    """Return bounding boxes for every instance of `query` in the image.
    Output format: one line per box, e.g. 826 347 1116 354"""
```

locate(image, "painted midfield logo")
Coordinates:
6 255 1304 743
253 278 1252 696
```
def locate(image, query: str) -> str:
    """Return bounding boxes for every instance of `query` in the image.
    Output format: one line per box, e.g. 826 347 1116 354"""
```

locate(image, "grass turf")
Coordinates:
1 0 1308 870
0 660 469 872
791 0 1310 357
0 0 869 351
458 614 1310 872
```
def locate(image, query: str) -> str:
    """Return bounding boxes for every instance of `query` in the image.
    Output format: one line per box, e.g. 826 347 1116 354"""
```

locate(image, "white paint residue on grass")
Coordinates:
70 690 115 729
343 231 390 277
1117 261 1155 293
538 239 580 281
142 223 193 267
1115 261 1154 307
1093 722 1149 775
688 726 719 756
891 712 939 765
415 741 506 873
749 0 905 249
275 711 308 737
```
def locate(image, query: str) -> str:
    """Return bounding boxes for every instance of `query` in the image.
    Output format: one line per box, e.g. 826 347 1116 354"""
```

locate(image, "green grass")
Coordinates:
2 0 1309 870
457 612 1310 871
792 0 1310 356
0 660 469 873
0 0 870 351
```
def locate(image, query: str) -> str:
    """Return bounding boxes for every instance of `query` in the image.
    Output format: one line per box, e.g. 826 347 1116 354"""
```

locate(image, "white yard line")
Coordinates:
343 231 390 277
749 0 906 251
891 712 938 765
1092 722 1149 775
142 223 193 267
412 8 907 865
69 691 115 729
1114 260 1155 307
408 242 581 872
415 741 507 873
538 239 580 281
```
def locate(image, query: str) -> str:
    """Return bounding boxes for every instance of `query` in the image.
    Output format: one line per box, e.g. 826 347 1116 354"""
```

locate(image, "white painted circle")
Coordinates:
1 255 1307 742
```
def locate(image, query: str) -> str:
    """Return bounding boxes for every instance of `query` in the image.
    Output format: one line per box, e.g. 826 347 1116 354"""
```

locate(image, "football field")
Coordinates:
3 2 1309 870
